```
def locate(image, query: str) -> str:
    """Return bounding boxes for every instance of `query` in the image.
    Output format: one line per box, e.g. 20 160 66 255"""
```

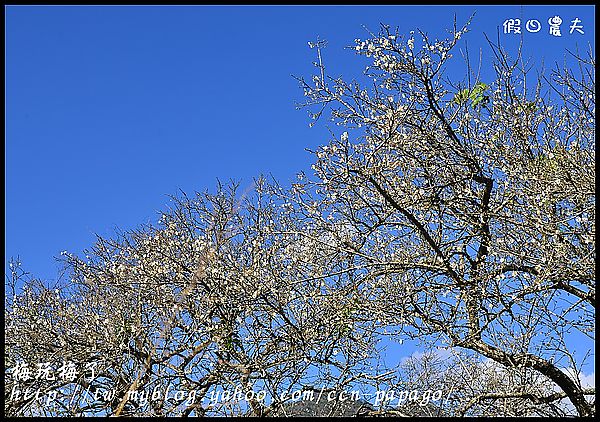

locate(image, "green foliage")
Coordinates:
452 82 489 108
337 296 360 337
453 88 471 105
224 333 242 351
516 101 538 114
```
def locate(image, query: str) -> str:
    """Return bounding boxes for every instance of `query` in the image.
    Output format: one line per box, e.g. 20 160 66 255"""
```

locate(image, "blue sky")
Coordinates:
5 5 595 282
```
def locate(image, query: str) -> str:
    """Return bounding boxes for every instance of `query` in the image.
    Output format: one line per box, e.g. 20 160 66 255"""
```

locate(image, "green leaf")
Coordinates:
525 101 537 112
452 88 470 104
516 101 537 114
224 333 242 351
452 82 489 108
472 82 489 94
469 82 489 108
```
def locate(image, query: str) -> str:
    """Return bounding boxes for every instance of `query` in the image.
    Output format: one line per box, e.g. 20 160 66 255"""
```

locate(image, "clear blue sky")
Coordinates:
5 5 595 283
